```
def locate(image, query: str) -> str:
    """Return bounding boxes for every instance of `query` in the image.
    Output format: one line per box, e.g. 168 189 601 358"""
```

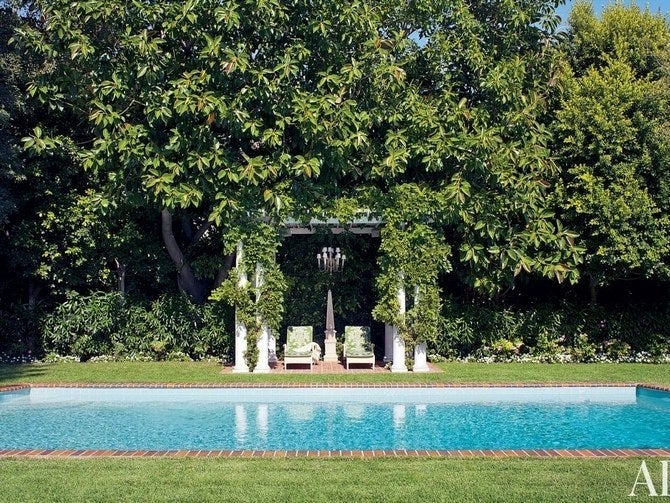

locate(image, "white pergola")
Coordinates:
232 216 429 373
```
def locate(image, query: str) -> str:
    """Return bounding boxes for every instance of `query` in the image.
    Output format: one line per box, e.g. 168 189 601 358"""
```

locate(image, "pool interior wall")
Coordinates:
0 385 669 453
0 385 645 403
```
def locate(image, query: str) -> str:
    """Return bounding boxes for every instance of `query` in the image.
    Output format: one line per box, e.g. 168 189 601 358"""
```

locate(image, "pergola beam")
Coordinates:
282 215 382 238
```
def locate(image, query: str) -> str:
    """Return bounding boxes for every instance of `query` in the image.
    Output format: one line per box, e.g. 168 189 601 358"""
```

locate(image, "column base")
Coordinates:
232 365 250 373
323 339 338 362
391 363 408 373
412 364 430 372
252 366 271 374
413 342 429 372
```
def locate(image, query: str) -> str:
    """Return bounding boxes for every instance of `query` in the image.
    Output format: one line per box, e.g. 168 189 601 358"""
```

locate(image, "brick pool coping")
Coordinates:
3 382 670 390
1 382 668 459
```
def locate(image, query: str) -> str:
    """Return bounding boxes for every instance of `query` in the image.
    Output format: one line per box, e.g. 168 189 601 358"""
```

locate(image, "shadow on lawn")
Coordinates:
0 363 48 384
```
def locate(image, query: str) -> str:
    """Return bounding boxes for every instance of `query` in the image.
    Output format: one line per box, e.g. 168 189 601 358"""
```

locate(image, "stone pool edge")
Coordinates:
1 382 668 460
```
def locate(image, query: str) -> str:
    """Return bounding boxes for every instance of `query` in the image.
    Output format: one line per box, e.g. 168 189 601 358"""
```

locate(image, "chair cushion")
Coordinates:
286 326 313 355
344 326 374 356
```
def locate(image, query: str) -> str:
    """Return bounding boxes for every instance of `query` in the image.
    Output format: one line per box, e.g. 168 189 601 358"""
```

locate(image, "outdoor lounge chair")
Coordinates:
343 326 375 370
283 326 320 370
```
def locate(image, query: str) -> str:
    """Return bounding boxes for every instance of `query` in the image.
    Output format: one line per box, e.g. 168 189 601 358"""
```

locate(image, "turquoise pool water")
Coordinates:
0 387 668 451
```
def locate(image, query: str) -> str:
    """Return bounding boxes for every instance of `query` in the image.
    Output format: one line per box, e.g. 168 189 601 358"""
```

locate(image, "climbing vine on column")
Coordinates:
372 184 452 351
210 221 286 370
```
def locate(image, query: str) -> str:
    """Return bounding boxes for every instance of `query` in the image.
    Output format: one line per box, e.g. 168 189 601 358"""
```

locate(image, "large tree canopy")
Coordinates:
553 2 670 301
3 1 670 362
13 0 585 342
17 0 407 218
17 0 581 282
16 0 417 301
395 0 580 292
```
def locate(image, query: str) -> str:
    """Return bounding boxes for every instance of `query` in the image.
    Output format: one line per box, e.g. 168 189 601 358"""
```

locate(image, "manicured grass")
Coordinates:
0 458 655 503
0 361 669 385
0 361 227 385
433 362 670 385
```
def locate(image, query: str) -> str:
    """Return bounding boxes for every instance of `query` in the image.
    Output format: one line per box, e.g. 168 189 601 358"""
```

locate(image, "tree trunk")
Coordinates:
161 209 207 303
113 259 126 294
27 280 40 307
214 251 236 288
589 275 598 306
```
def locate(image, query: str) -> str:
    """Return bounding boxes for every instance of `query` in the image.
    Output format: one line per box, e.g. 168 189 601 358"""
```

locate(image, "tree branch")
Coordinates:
192 220 213 244
214 251 236 288
161 209 187 268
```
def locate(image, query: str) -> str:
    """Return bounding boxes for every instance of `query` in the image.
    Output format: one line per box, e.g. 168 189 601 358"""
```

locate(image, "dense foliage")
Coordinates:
433 298 670 363
552 2 670 303
42 291 231 361
0 1 669 363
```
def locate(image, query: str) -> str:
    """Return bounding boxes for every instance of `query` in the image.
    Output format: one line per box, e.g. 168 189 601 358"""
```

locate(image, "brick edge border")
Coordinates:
0 448 668 459
3 382 669 390
1 382 668 459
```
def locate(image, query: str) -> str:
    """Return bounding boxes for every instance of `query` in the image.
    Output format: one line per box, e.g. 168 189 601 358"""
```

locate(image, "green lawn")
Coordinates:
0 361 667 502
0 458 658 503
0 361 669 385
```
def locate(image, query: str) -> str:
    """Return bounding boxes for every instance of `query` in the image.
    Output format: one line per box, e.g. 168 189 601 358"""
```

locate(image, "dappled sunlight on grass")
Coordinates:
0 364 49 383
0 361 668 386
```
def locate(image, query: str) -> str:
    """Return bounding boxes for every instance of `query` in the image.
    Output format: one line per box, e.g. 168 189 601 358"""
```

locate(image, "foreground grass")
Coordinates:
0 458 655 503
0 361 669 385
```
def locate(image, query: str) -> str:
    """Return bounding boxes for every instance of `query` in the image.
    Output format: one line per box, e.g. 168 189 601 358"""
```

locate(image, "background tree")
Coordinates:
3 0 670 362
553 2 670 303
0 0 78 308
16 0 410 302
15 0 585 346
376 0 581 293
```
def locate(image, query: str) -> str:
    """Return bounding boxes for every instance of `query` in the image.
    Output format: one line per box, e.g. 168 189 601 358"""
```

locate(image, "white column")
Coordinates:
253 262 271 373
412 286 430 372
383 323 393 363
268 331 278 365
391 272 408 373
413 342 429 372
232 242 249 373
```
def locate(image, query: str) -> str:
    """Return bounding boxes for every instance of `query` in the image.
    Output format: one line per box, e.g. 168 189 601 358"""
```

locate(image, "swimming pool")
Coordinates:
0 386 668 452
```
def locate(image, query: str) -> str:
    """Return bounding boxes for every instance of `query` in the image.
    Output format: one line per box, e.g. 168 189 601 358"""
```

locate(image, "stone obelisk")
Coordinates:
323 289 338 362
